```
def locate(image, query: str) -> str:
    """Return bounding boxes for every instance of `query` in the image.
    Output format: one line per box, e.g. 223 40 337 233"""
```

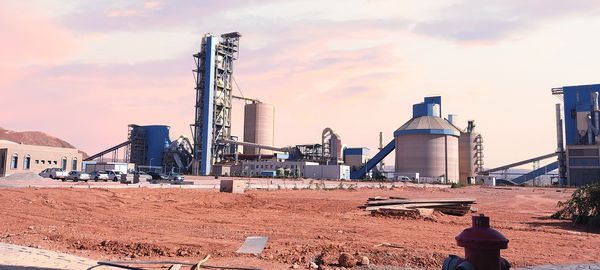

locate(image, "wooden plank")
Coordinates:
366 198 476 206
367 196 390 201
366 202 457 211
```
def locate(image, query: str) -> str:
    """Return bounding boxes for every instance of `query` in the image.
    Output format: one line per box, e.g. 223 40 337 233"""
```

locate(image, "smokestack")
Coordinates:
555 103 567 186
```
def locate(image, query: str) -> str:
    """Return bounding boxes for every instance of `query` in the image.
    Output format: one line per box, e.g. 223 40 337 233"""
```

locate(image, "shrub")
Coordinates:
451 183 465 189
553 182 600 230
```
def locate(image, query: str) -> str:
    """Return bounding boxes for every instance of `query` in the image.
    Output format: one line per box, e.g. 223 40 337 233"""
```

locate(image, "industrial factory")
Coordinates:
80 32 599 187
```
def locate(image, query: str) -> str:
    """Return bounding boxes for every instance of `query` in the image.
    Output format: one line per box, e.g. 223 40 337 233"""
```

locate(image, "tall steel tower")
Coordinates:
192 32 241 175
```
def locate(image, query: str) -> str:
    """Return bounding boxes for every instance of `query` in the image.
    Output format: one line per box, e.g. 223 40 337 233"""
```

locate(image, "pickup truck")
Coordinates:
39 168 68 180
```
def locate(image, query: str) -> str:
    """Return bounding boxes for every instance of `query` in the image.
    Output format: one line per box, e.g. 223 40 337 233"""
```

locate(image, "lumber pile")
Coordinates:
365 197 477 217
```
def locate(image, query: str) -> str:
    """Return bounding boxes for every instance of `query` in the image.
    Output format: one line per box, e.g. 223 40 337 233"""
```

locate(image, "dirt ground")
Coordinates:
0 185 598 269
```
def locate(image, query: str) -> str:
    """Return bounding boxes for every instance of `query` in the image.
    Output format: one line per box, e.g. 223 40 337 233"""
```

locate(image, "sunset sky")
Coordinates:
2 0 600 168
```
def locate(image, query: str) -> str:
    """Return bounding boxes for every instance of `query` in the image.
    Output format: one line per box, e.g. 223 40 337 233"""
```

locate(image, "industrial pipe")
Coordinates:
593 92 600 144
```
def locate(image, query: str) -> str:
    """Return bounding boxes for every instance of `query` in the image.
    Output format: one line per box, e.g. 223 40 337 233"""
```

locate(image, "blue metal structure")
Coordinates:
350 140 395 179
344 147 369 156
554 84 600 186
144 125 171 167
562 84 600 145
199 35 216 175
510 161 559 184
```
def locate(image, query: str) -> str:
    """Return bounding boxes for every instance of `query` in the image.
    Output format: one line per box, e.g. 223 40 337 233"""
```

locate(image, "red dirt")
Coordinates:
0 186 598 269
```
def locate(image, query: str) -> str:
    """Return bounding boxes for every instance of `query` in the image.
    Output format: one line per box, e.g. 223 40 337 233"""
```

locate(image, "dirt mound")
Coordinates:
0 187 595 269
0 127 88 158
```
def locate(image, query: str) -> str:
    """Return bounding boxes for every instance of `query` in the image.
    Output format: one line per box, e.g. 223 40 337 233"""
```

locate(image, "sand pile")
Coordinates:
0 172 44 181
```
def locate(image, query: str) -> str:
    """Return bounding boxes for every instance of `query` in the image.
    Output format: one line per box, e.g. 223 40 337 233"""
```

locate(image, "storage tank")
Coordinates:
459 120 483 185
144 125 170 166
243 103 275 155
459 132 478 184
394 115 461 183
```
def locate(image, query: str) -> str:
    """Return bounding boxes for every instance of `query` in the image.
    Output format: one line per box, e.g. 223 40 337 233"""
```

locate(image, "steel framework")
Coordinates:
192 32 241 175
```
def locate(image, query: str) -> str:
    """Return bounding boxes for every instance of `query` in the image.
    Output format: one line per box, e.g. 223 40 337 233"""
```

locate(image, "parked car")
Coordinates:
89 171 109 181
39 168 68 180
147 171 168 180
106 170 122 182
65 171 90 182
167 172 184 181
133 171 152 182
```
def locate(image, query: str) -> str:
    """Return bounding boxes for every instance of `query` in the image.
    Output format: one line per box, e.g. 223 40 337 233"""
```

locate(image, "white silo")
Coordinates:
243 103 275 155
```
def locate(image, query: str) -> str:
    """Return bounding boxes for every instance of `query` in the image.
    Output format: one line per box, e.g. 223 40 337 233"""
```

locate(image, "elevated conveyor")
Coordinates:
479 153 557 175
84 141 131 161
350 139 395 179
510 161 559 184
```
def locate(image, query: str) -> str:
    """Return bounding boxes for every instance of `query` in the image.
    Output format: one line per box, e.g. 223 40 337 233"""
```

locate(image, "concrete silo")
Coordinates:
394 97 461 183
243 103 275 155
459 121 484 184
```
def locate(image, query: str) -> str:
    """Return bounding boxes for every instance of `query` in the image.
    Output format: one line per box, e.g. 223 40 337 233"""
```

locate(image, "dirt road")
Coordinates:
0 186 597 269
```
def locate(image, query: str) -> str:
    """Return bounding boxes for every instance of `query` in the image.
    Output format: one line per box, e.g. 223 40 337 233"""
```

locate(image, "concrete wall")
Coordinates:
0 142 82 177
395 134 459 183
305 165 350 180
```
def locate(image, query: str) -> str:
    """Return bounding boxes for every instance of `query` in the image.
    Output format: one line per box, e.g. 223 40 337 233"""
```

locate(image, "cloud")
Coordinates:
0 1 76 86
413 0 600 42
60 0 274 32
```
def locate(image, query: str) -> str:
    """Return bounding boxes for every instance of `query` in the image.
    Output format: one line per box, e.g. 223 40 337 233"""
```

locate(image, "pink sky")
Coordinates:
2 0 600 168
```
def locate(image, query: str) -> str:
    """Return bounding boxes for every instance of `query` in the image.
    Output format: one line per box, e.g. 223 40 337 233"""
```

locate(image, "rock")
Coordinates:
359 256 370 266
309 262 319 269
338 253 357 268
291 263 299 269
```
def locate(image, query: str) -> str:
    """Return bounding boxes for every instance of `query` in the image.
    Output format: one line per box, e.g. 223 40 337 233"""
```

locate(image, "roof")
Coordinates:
0 139 18 145
394 116 461 137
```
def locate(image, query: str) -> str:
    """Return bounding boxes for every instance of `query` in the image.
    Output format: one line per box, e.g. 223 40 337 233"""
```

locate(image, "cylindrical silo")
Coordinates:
394 116 460 183
143 125 171 166
459 132 478 184
243 103 275 155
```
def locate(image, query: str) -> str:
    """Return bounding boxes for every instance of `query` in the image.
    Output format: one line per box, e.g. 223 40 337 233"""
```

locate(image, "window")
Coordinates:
41 160 45 164
10 154 18 169
71 158 78 171
53 160 57 165
61 157 67 170
23 155 31 170
35 160 40 164
47 160 51 165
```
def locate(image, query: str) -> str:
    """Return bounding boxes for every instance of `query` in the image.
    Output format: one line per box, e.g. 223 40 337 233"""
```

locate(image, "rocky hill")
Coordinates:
0 127 88 158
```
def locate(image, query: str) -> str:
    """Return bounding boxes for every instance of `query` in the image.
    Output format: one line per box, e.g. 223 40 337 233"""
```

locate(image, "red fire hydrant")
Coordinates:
442 214 510 270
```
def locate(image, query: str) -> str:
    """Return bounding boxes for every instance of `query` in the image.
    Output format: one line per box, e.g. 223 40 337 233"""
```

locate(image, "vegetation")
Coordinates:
552 182 600 230
450 182 465 189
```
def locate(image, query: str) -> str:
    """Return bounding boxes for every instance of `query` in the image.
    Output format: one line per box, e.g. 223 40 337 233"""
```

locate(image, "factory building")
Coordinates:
344 148 370 172
305 165 350 180
0 140 82 177
232 160 319 177
555 84 600 186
